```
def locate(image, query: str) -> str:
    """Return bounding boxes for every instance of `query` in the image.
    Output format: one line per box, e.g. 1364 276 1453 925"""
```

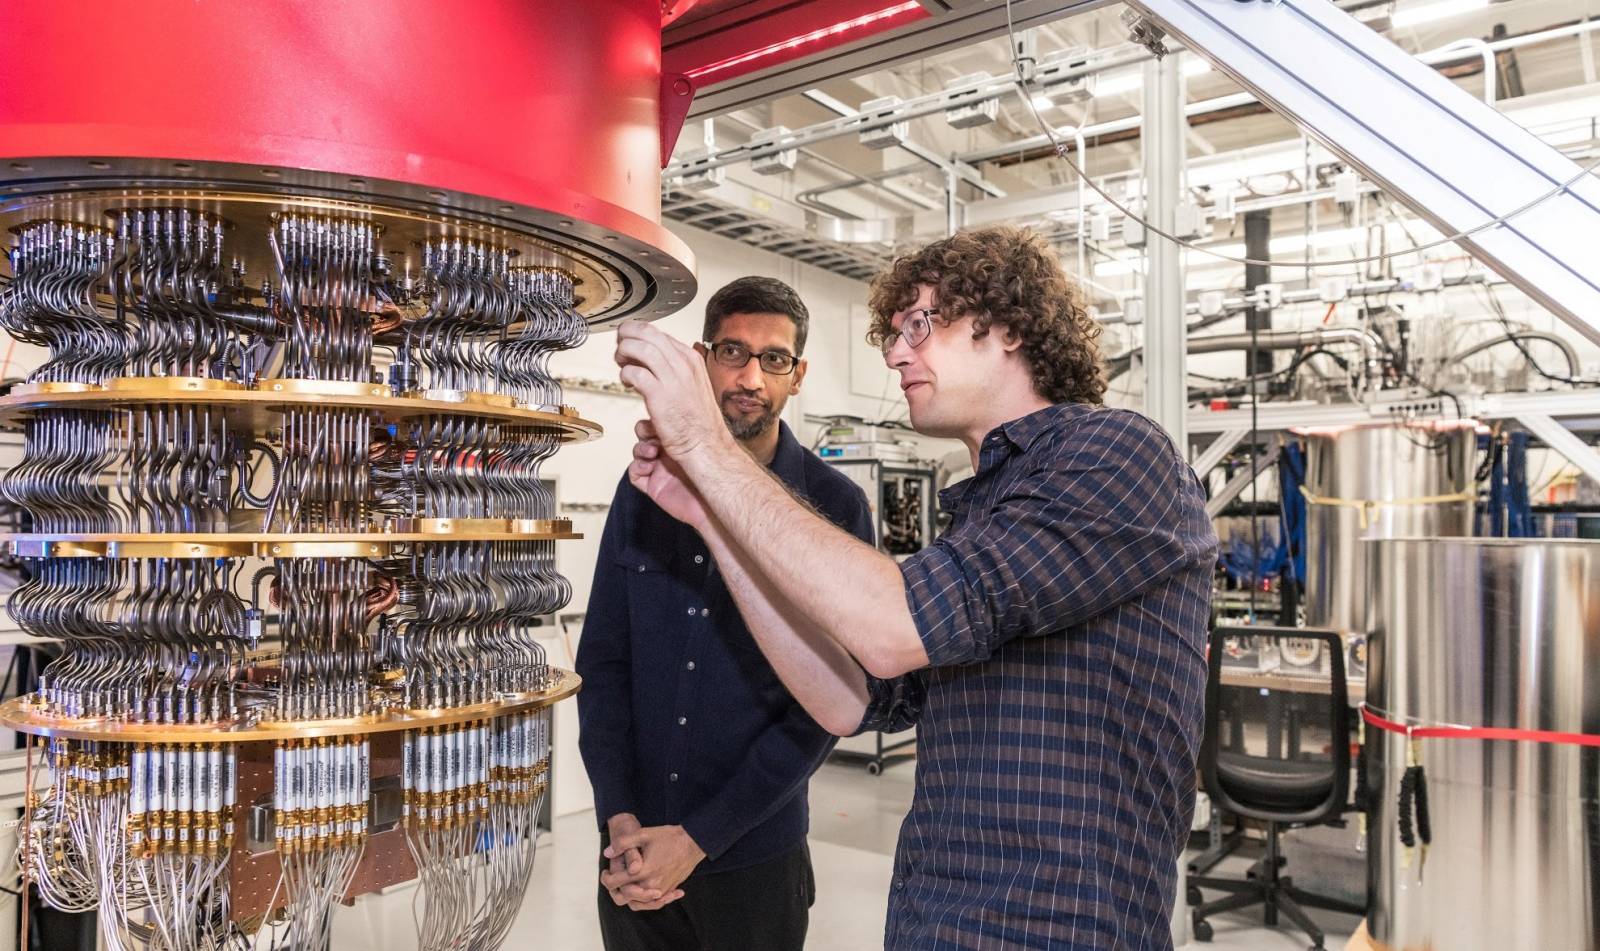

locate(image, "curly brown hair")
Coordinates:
866 225 1105 405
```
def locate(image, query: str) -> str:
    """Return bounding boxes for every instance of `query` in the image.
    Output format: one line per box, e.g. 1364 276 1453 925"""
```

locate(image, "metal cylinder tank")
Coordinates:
1366 538 1600 950
1298 421 1477 630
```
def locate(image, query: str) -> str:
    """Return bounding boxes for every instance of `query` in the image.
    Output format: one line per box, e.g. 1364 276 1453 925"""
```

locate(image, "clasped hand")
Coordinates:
599 813 706 912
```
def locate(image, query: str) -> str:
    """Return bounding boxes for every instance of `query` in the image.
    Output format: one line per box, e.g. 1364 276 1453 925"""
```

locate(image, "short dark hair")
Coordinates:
703 276 810 357
866 226 1105 405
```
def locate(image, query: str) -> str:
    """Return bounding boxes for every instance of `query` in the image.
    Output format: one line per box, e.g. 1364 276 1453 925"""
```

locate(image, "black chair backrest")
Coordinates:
1201 625 1350 826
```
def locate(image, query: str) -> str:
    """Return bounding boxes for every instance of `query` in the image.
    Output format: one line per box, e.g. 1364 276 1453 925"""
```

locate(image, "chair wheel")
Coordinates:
1186 884 1203 906
867 761 882 775
1191 916 1213 942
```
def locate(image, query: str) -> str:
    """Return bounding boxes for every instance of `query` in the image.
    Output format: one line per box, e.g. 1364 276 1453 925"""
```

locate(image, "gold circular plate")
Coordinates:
6 529 583 559
0 380 603 441
387 517 572 535
106 376 245 393
402 389 519 409
0 669 582 743
9 381 101 395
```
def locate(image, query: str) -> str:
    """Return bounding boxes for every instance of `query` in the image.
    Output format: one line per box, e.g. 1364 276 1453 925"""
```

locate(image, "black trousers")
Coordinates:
596 842 815 951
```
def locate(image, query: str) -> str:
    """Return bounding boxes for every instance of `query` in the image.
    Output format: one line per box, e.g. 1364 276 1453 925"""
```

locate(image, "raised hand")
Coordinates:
629 418 710 528
614 321 735 464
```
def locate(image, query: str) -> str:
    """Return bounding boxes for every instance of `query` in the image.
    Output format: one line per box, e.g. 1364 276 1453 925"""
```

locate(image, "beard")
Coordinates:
720 389 777 441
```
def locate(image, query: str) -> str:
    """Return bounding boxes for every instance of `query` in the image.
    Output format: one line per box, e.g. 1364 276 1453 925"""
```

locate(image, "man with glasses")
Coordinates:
612 227 1218 949
576 275 873 951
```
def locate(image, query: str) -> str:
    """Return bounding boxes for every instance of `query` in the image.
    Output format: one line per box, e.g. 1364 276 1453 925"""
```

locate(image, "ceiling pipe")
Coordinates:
1108 326 1386 384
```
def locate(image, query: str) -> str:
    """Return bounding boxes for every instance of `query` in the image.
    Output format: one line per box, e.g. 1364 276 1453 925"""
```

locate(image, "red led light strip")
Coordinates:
686 1 924 80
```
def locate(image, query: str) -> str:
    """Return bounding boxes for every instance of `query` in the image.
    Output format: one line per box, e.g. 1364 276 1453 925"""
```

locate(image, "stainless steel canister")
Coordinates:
1300 421 1477 630
1365 537 1600 950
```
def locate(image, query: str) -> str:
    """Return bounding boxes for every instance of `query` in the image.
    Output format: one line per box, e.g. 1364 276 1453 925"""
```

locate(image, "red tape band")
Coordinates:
1361 704 1600 748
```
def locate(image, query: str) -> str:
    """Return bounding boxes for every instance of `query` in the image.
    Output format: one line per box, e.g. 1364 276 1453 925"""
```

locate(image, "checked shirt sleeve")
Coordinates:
900 415 1213 668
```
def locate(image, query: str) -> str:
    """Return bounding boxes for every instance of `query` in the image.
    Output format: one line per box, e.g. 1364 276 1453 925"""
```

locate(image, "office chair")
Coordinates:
1188 625 1366 950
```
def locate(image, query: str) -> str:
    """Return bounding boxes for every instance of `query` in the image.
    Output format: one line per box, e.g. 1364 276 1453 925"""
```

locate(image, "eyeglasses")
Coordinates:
879 307 941 358
703 340 800 376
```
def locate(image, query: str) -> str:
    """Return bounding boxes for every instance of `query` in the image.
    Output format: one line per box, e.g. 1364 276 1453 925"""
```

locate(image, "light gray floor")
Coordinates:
1185 849 1361 950
333 760 1360 950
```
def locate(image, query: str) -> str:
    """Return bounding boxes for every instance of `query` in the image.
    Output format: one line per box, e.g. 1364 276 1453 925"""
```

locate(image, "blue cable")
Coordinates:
1277 441 1307 586
1488 438 1507 537
1508 431 1533 537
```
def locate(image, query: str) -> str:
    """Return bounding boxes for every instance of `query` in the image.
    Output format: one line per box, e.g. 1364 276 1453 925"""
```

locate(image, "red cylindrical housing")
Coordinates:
0 0 695 322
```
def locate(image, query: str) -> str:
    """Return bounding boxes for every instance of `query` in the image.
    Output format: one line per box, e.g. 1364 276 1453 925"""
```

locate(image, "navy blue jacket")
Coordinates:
576 421 874 874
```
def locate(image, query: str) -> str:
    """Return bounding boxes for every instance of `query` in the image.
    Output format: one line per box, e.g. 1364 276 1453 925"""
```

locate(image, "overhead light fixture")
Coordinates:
1030 94 1056 112
671 149 727 192
748 126 798 175
1392 0 1489 28
944 72 1000 129
859 95 910 150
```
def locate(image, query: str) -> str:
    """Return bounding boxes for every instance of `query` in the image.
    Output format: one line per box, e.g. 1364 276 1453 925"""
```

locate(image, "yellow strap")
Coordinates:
1298 485 1477 529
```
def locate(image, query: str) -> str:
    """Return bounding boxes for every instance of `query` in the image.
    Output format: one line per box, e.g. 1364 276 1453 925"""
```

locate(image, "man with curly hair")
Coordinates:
610 226 1218 949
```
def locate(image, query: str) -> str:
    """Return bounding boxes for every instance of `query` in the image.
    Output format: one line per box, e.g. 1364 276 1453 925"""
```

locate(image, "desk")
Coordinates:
1221 667 1366 706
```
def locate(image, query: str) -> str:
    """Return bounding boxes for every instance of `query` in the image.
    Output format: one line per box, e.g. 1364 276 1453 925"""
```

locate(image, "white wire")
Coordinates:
1000 0 1600 270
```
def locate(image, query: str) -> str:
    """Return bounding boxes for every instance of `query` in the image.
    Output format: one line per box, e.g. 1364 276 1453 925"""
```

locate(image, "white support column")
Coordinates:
1140 55 1193 949
1142 52 1189 446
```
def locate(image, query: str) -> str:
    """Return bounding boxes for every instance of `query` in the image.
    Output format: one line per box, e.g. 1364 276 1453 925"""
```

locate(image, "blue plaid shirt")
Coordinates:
860 403 1218 950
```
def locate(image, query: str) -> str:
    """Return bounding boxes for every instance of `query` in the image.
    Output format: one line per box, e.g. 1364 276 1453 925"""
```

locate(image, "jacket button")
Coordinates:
669 772 679 782
678 717 687 726
700 608 710 618
686 661 696 671
694 554 704 564
638 565 646 572
686 607 696 616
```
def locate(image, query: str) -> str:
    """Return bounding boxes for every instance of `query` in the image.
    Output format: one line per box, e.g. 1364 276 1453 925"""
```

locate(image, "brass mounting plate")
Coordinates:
0 669 581 743
0 378 600 439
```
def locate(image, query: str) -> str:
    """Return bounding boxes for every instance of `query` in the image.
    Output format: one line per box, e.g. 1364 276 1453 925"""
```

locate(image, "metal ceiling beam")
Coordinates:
684 0 1111 119
1189 389 1600 437
960 91 1255 165
1127 0 1600 346
669 27 1141 173
801 89 1006 198
954 28 1555 168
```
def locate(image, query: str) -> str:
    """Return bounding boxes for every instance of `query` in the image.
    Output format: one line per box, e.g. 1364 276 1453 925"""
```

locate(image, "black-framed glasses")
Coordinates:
703 340 800 376
879 307 941 358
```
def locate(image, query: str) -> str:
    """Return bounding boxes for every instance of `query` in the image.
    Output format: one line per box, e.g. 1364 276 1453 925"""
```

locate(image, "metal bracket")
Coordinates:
1514 413 1600 487
659 72 697 169
1192 428 1252 479
1206 443 1281 519
1122 9 1169 58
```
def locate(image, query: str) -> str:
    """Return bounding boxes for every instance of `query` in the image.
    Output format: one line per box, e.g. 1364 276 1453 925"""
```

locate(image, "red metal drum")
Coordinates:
0 0 695 323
